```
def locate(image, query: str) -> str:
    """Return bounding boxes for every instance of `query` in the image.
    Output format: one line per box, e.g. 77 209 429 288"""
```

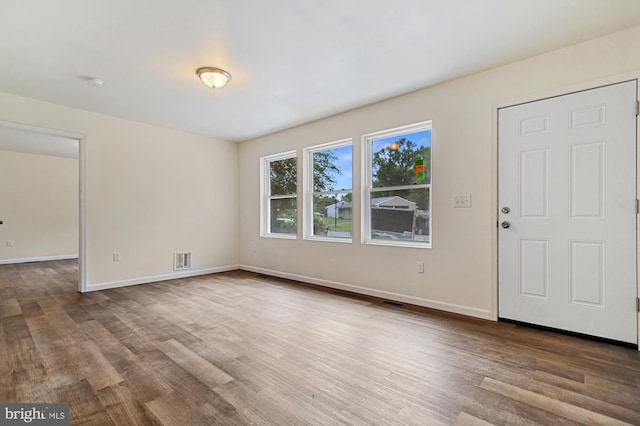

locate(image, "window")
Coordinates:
362 121 432 247
303 139 352 241
261 151 297 238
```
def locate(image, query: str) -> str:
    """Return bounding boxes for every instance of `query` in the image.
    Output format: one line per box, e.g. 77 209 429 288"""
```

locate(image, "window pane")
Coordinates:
270 157 297 195
270 198 297 234
371 129 431 186
313 193 352 238
370 188 430 242
313 145 352 192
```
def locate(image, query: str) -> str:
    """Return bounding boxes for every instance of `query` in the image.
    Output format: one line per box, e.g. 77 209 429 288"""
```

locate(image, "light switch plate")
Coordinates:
453 194 472 208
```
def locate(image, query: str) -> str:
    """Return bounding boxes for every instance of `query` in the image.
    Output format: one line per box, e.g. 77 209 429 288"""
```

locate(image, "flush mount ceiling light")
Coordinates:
80 76 104 87
196 67 231 89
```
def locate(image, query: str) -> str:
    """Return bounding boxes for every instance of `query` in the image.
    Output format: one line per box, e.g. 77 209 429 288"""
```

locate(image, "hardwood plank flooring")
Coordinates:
1 260 639 425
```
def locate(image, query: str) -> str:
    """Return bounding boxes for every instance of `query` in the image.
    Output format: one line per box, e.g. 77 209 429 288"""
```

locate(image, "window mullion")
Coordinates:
313 189 352 197
269 194 297 200
370 184 430 193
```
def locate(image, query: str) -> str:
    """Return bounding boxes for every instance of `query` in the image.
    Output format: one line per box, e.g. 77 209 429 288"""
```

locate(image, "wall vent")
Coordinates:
174 251 192 271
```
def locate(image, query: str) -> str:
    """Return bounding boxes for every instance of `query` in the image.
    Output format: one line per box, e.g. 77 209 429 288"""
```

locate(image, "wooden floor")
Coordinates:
1 260 639 425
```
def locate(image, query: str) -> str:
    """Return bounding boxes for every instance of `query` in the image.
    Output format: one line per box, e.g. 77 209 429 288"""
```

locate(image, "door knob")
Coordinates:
501 221 510 229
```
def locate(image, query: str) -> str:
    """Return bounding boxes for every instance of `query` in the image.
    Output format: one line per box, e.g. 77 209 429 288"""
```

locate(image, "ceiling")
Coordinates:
1 0 640 143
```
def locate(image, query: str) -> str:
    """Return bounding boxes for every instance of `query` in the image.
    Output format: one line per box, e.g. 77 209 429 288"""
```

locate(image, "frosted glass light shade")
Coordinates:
196 67 231 89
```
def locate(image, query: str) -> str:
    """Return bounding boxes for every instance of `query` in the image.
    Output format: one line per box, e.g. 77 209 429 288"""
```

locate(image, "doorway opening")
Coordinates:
0 121 86 292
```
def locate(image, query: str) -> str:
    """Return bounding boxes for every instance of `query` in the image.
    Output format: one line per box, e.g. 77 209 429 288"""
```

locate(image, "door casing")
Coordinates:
0 120 87 292
491 73 640 349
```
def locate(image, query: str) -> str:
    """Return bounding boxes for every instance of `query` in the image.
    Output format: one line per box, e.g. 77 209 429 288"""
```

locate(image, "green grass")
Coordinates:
319 217 352 232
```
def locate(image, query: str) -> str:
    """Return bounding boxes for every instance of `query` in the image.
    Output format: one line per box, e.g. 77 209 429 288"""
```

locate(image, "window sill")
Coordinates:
304 236 353 244
362 239 431 249
261 233 297 240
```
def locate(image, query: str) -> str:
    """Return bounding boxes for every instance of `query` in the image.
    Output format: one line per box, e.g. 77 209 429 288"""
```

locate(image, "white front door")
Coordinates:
498 81 638 344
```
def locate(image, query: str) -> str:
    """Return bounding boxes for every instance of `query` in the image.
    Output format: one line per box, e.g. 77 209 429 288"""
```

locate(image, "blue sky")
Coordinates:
316 129 431 193
372 129 431 154
330 145 352 191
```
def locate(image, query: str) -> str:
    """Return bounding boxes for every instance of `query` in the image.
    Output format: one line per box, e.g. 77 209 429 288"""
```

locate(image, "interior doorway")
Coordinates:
0 121 86 292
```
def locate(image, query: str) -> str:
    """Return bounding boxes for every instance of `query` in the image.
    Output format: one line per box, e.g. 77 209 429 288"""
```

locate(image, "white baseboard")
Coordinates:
86 264 240 292
86 263 491 320
0 254 79 265
239 265 492 320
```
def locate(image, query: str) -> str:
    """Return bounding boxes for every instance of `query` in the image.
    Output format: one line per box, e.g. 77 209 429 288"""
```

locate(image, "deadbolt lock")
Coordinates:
501 206 510 214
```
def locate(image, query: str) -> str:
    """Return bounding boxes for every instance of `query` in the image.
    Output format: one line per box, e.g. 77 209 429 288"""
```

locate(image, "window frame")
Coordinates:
303 138 353 243
361 121 432 248
260 150 298 239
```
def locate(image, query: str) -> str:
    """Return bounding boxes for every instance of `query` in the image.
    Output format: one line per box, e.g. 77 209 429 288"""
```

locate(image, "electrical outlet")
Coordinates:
6 240 13 247
453 194 472 208
113 252 120 262
417 261 424 273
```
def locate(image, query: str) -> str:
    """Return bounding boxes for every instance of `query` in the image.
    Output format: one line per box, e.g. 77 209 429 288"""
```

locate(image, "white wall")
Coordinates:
0 150 78 262
238 25 640 320
1 24 638 320
0 95 239 290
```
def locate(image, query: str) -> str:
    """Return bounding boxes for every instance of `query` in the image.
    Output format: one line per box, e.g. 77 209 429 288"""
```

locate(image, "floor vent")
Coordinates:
174 252 192 271
382 300 405 308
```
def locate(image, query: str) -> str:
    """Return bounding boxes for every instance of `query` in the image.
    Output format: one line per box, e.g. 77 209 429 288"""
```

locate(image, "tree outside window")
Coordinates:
363 122 432 247
304 139 352 241
261 152 297 237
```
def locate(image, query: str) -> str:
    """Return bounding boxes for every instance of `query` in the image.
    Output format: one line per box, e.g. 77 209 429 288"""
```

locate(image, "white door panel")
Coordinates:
498 81 638 344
